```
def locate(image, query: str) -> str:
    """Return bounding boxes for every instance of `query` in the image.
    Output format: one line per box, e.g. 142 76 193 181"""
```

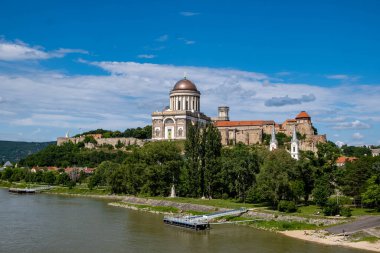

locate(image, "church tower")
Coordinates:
269 125 278 151
291 126 299 160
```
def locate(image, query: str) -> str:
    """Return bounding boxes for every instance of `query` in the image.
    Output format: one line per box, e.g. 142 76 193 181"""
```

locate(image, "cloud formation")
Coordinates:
352 132 364 140
0 60 379 143
326 74 359 83
156 35 168 42
331 120 371 130
178 38 195 45
179 12 200 16
0 40 88 61
265 94 316 107
137 54 156 59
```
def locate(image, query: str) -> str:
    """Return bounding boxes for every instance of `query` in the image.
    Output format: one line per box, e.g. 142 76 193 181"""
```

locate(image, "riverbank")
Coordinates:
281 230 380 252
3 184 380 252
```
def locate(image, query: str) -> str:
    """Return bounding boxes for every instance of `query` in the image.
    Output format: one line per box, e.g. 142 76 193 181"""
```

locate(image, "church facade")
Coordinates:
151 78 210 140
151 78 326 153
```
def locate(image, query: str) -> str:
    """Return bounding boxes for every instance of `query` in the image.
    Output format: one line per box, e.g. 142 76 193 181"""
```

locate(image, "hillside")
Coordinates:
0 140 55 163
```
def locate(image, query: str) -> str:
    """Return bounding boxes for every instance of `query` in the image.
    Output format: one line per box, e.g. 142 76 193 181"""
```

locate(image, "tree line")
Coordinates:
74 125 152 139
2 124 380 214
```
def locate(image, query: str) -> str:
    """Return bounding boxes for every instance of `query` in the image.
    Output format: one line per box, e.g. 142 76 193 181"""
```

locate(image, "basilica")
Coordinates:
151 78 327 156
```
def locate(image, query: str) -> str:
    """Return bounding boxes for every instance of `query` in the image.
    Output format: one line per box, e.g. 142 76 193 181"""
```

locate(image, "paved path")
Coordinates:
326 216 380 234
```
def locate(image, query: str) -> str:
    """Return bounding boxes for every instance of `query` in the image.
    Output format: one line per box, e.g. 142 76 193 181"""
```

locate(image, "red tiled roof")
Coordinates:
336 156 358 164
214 120 275 127
296 111 311 119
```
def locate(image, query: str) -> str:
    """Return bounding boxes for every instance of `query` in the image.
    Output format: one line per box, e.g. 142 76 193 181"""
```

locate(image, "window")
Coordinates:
293 147 295 152
186 101 189 110
177 100 181 110
165 118 174 124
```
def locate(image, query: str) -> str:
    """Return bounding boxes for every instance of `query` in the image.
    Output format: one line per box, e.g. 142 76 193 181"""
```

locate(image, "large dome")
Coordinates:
172 78 198 91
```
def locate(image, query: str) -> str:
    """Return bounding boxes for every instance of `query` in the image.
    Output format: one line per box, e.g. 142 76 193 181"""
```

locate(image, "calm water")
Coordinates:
0 189 366 253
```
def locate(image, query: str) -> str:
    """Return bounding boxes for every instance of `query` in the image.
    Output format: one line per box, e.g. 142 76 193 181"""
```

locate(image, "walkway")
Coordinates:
326 216 380 235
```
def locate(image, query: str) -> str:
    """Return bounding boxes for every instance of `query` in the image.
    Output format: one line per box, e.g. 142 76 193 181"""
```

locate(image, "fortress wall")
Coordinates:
57 137 145 148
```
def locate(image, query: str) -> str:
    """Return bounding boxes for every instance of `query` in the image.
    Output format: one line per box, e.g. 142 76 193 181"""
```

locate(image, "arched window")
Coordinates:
177 100 181 110
165 118 175 124
185 101 189 110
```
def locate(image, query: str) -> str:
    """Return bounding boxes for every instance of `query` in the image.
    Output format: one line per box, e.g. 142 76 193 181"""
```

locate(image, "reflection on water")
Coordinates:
0 189 366 253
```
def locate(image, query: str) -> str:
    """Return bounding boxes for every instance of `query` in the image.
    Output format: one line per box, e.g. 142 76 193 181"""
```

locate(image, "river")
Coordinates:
0 189 367 253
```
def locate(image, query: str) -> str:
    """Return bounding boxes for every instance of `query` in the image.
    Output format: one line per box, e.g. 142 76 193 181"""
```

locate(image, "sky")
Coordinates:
0 0 379 146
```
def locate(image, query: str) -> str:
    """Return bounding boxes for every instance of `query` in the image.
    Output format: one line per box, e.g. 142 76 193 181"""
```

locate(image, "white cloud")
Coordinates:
0 60 380 144
178 38 195 45
331 120 371 130
0 42 50 61
179 12 200 17
325 74 359 83
156 35 168 42
0 40 88 61
335 141 345 147
137 54 156 59
352 132 364 140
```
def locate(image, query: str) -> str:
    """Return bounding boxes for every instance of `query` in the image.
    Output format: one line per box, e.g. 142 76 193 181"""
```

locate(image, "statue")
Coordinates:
169 184 176 198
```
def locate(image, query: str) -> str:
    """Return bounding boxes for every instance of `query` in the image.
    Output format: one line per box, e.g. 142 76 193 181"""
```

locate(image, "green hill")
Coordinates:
0 140 55 163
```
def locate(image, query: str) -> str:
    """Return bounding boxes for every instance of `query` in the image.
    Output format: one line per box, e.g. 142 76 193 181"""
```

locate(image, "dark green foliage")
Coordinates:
323 200 341 216
341 144 372 158
75 125 152 139
262 132 291 147
278 200 298 213
220 143 259 202
340 206 352 217
56 172 71 186
0 140 54 162
115 140 124 149
19 142 128 168
336 156 380 206
255 149 298 207
83 136 97 144
361 175 380 211
312 175 332 207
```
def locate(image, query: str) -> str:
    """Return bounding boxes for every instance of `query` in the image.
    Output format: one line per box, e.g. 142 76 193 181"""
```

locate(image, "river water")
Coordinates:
0 189 367 253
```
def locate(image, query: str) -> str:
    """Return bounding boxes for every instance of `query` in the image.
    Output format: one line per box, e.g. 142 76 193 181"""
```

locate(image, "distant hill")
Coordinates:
0 140 55 163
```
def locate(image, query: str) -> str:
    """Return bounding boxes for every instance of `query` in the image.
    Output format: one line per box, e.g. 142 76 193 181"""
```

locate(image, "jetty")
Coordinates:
9 185 53 194
163 208 247 230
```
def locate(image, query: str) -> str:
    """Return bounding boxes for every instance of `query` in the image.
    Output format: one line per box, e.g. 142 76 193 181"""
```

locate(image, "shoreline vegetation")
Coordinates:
2 183 380 252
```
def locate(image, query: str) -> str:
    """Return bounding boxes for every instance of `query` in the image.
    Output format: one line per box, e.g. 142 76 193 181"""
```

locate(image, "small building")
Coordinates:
336 156 358 167
371 148 380 157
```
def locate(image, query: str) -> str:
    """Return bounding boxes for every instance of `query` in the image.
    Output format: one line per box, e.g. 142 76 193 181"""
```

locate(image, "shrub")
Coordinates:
328 196 353 205
340 206 352 217
278 200 298 213
323 200 341 216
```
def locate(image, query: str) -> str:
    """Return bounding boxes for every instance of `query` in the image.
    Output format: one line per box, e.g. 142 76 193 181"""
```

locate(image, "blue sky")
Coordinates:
0 0 379 146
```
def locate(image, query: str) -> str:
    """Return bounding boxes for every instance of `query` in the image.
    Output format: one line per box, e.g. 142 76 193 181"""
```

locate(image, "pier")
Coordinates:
9 186 53 194
163 208 247 230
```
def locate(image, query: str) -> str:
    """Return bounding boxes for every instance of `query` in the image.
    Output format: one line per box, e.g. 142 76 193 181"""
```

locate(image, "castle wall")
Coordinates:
57 137 145 148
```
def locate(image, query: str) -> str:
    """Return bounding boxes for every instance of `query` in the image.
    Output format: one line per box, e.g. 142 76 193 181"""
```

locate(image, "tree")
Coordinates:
56 173 71 186
203 124 222 198
182 123 201 197
221 144 259 202
336 156 380 206
43 171 57 185
312 175 332 207
255 149 297 207
362 175 380 211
